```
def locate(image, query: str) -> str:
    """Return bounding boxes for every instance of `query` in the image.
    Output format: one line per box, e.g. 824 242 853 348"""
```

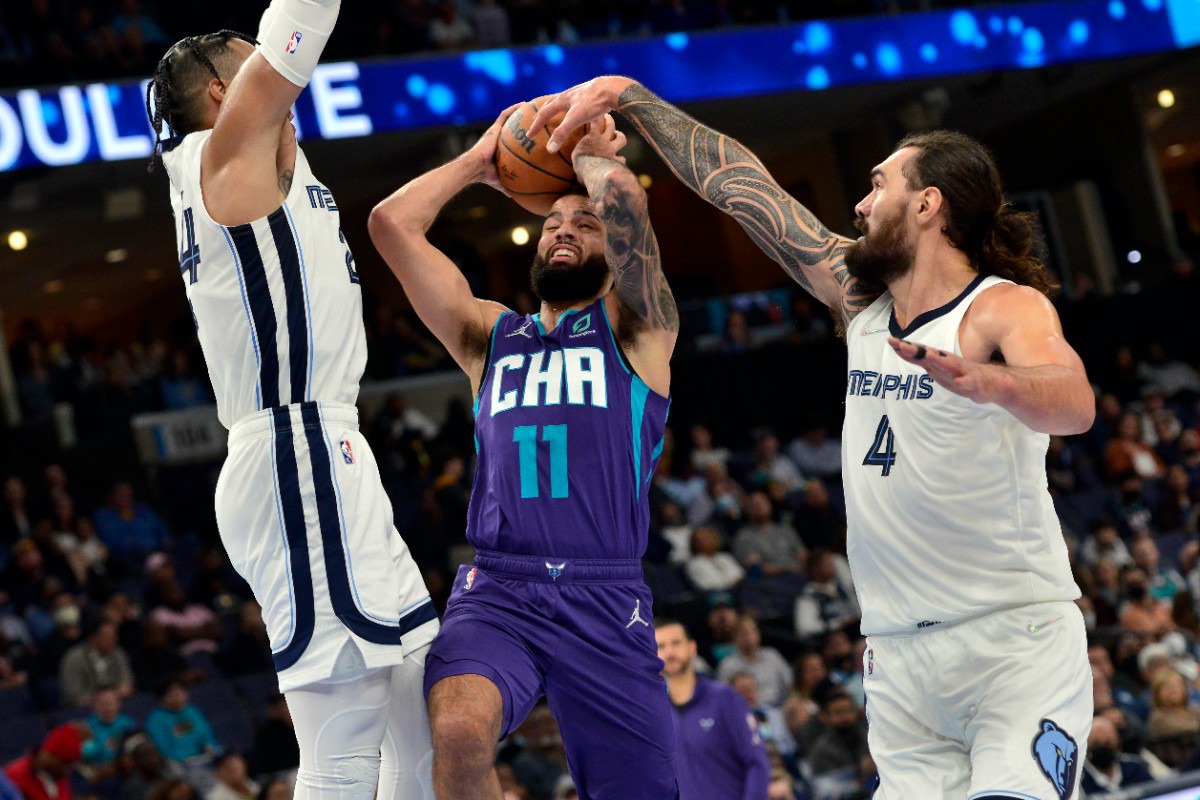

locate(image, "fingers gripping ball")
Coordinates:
495 96 588 215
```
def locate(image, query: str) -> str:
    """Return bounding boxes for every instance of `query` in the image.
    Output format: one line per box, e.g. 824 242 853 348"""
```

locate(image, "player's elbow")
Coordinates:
368 201 418 246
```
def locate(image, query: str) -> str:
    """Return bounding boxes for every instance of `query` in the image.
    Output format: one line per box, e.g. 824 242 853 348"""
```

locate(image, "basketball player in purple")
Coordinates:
369 111 680 799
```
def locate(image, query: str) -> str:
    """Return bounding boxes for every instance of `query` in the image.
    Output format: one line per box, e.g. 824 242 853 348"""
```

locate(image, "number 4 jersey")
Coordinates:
843 274 1078 636
469 300 670 560
162 133 365 429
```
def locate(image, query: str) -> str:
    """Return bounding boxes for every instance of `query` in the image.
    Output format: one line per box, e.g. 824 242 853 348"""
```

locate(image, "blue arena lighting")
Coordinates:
1 0 1198 172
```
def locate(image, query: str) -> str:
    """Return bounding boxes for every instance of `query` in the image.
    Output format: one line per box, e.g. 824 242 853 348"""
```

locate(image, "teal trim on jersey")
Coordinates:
533 307 583 336
599 298 632 376
630 376 650 500
475 312 509 452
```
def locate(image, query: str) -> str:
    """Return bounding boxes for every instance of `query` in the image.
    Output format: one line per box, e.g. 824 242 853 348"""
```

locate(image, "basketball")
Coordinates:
495 96 587 215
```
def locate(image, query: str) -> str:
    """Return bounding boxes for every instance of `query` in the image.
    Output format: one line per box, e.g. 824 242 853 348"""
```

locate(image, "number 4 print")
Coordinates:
863 415 897 476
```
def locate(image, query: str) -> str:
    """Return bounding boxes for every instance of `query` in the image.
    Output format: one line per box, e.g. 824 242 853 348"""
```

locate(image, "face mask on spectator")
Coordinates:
1089 746 1117 770
1127 585 1147 601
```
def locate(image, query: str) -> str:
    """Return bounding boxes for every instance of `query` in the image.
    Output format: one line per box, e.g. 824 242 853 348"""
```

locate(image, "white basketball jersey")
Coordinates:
162 131 365 430
843 274 1079 636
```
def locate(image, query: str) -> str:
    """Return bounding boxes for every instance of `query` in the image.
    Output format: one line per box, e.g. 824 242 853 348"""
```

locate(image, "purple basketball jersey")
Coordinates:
469 299 670 559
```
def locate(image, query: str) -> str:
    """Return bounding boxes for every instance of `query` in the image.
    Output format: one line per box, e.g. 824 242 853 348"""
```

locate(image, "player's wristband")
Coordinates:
255 0 340 88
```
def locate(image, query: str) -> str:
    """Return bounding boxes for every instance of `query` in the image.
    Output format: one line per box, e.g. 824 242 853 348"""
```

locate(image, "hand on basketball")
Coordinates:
888 336 1011 406
531 76 633 154
466 103 521 194
572 113 626 167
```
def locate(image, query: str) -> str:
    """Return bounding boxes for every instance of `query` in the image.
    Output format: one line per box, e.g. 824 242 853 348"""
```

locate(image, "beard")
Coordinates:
530 251 610 304
844 211 915 288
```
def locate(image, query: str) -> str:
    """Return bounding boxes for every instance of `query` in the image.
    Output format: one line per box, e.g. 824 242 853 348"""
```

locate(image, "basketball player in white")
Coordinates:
146 4 436 798
534 79 1095 799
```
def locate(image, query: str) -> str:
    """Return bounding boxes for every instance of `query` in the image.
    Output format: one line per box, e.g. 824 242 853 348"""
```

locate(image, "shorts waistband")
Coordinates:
473 550 643 584
228 401 359 446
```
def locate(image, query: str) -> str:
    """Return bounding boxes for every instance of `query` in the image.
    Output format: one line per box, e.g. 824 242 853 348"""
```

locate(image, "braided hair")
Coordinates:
144 30 257 171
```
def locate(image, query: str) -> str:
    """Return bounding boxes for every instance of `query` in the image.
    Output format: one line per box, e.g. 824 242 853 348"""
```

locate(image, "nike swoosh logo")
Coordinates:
1026 615 1063 633
861 327 889 336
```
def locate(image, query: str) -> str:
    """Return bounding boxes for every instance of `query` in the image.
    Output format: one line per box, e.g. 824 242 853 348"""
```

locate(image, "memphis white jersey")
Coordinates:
160 134 436 691
843 274 1079 636
162 131 365 429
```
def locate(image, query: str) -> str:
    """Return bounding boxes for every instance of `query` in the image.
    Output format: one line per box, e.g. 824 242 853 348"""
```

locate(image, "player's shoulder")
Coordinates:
966 279 1057 337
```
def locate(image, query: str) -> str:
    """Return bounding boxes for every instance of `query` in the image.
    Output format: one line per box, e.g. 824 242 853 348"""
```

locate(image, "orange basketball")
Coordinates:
495 96 587 215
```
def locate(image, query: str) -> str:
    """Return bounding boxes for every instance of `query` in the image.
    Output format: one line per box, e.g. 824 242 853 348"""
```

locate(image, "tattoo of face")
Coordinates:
595 179 679 336
278 169 294 197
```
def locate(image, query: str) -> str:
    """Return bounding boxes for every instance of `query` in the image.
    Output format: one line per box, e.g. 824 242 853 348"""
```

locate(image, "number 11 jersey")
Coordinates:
468 300 670 560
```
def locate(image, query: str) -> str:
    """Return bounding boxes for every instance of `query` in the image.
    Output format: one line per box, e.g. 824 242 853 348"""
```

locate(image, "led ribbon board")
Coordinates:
1 0 1197 173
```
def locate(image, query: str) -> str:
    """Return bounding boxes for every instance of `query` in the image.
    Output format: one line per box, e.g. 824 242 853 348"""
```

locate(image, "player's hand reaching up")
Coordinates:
888 336 1013 407
572 114 627 166
466 103 521 194
530 76 635 154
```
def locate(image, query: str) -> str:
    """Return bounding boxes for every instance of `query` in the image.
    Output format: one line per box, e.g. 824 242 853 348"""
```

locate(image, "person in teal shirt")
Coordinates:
144 680 220 764
82 690 136 765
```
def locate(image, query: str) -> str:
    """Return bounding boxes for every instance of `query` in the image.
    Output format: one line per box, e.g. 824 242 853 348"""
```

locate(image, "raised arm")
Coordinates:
368 111 513 393
204 0 340 223
890 283 1095 435
532 76 877 325
572 115 677 396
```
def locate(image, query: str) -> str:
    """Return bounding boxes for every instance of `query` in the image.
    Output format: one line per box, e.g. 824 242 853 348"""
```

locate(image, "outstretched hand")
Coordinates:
465 103 521 193
572 113 627 166
529 76 632 154
888 336 1010 406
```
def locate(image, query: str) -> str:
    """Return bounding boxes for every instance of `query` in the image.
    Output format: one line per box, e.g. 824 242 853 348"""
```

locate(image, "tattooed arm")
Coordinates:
574 115 677 396
532 76 877 326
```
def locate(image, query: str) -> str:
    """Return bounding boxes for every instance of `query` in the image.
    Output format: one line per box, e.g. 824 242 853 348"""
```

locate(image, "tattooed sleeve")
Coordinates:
615 84 878 324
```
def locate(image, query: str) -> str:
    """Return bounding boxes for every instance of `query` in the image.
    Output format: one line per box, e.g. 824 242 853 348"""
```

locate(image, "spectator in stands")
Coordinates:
253 781 290 800
218 602 271 678
158 350 212 411
687 462 745 533
747 429 804 492
131 622 197 693
1146 669 1200 768
728 672 797 762
472 0 511 47
1119 567 1175 638
119 735 181 800
684 525 744 593
688 424 731 474
1105 412 1166 482
82 689 136 768
1081 715 1154 795
1138 342 1200 401
93 482 170 571
144 680 220 768
428 2 475 51
654 620 769 800
1079 520 1132 571
506 704 568 800
1130 535 1185 607
1157 464 1198 533
794 549 859 643
34 593 85 678
1 477 33 547
805 688 870 783
732 492 806 580
716 615 793 707
700 595 740 666
59 620 134 708
3 723 84 800
149 581 221 657
51 498 108 589
250 695 299 779
786 421 842 480
205 754 257 800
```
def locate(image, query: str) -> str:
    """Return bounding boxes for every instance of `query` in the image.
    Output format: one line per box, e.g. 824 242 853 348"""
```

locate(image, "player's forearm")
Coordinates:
991 364 1095 435
257 0 341 88
576 156 679 333
371 156 483 237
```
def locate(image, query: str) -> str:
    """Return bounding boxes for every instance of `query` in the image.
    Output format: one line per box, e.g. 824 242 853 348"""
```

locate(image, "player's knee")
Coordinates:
430 712 496 769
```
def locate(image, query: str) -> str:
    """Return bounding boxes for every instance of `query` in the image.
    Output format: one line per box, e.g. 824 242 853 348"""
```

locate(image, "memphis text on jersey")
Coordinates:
846 370 935 401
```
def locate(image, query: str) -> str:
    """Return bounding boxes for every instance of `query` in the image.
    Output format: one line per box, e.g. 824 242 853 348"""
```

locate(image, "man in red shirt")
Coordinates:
4 724 84 800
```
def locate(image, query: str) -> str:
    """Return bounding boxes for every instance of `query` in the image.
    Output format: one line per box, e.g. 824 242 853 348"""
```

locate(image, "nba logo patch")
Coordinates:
339 440 354 464
866 647 875 676
285 31 302 54
464 567 477 591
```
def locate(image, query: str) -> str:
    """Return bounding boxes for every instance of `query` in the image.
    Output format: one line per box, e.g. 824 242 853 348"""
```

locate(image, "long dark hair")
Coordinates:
144 30 256 170
895 130 1058 297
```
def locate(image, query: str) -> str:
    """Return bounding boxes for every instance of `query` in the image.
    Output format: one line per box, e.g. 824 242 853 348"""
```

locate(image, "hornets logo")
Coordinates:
1031 719 1078 799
